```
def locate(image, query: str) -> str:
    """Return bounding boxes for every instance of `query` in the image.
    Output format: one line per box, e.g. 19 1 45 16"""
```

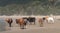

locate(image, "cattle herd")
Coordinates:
5 16 54 29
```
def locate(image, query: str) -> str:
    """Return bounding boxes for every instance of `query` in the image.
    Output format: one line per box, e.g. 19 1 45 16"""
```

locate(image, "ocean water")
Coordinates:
0 18 7 32
0 18 17 32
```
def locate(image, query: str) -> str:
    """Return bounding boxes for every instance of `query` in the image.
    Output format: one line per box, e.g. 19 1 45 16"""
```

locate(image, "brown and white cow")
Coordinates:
5 18 13 27
16 18 27 29
43 16 54 24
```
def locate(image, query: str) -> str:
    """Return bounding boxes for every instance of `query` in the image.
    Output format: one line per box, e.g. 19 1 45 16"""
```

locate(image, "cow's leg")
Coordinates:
52 20 54 23
21 25 24 29
34 22 35 25
51 19 54 24
46 20 49 23
40 22 43 27
47 20 52 24
30 22 32 25
9 23 11 27
20 24 24 29
20 24 22 29
24 22 27 29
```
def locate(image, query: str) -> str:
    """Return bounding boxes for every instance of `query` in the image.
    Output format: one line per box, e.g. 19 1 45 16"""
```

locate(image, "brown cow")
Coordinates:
16 18 27 29
38 17 45 27
5 18 13 27
44 16 49 20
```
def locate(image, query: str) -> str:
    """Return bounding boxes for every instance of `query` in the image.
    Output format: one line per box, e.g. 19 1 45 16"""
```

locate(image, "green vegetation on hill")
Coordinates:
0 0 60 15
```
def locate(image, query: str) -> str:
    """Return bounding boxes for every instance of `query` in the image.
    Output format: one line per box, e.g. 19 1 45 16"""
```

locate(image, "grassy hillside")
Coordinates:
0 0 60 15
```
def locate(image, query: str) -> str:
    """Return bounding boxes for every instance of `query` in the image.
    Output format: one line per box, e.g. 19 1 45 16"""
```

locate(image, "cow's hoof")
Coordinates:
21 28 25 29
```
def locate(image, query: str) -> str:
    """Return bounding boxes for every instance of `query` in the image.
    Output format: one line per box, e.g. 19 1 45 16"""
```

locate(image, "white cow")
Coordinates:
47 17 54 23
44 15 55 24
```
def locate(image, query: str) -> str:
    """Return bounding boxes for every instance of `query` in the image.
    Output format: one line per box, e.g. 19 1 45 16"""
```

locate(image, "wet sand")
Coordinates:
0 15 60 33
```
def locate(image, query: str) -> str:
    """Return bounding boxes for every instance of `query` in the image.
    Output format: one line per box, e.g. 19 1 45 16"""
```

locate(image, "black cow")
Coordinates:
23 17 36 25
28 17 36 24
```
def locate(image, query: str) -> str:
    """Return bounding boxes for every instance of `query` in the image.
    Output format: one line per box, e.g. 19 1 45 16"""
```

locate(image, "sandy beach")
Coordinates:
0 15 60 33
